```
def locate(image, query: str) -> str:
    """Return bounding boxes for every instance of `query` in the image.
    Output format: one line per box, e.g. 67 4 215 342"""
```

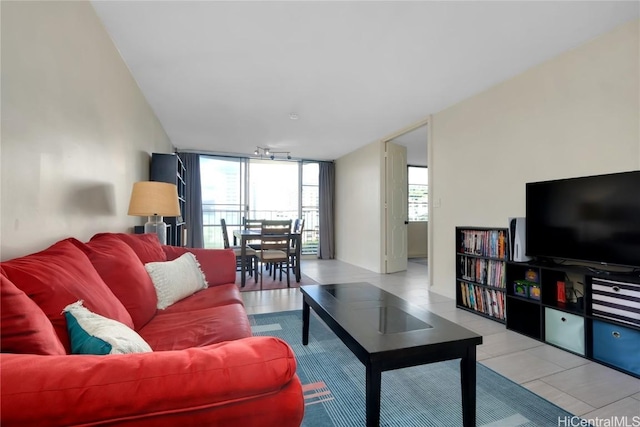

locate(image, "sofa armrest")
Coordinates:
162 246 236 286
1 336 301 426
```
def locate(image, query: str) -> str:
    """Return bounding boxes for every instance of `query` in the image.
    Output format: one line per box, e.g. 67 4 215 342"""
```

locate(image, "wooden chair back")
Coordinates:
290 218 305 251
220 218 231 249
260 220 292 256
244 218 264 230
292 218 304 234
292 218 305 234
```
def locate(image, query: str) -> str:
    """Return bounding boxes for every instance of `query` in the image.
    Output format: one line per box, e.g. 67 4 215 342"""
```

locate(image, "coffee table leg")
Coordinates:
302 299 310 345
460 346 477 427
366 363 381 427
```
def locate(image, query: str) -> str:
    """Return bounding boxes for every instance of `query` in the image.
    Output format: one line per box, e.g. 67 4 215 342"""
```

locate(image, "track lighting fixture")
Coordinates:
253 146 292 160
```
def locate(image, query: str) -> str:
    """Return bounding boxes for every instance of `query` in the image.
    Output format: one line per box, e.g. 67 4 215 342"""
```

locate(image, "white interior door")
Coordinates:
385 141 408 273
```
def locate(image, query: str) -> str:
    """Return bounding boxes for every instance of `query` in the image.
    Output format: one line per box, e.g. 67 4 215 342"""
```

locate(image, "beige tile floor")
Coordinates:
242 258 640 422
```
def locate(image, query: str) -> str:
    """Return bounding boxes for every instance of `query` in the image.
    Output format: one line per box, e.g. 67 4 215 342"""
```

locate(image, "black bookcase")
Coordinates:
455 227 508 324
150 152 186 247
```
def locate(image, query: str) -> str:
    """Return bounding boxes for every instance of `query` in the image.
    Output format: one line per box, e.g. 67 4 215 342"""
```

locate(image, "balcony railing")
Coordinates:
202 204 319 255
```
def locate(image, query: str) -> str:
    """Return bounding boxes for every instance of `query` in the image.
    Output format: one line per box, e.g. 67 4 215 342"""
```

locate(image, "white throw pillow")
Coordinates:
63 301 152 355
144 252 208 310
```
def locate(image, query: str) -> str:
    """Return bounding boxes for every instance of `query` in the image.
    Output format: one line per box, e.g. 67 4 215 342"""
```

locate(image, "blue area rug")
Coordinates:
249 310 578 427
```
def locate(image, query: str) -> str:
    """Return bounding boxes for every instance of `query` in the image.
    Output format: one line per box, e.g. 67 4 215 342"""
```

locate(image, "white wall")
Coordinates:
408 222 428 258
1 1 173 260
429 20 640 298
335 141 385 273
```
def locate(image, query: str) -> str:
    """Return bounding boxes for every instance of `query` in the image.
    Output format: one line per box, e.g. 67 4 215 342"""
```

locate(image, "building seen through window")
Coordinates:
200 156 319 254
408 166 428 221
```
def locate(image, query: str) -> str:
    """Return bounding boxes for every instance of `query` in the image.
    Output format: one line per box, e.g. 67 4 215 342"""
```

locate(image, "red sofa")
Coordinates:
0 233 304 426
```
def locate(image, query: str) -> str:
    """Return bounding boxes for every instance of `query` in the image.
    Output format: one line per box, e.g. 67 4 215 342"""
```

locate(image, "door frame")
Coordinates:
380 117 432 283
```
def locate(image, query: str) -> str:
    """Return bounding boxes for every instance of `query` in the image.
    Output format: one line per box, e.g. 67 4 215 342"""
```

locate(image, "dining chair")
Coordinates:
221 218 256 277
243 218 264 250
254 219 292 289
289 218 305 278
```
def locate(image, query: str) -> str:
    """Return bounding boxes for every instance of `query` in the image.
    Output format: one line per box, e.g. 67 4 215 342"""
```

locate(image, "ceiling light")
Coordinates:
253 146 293 161
289 113 299 120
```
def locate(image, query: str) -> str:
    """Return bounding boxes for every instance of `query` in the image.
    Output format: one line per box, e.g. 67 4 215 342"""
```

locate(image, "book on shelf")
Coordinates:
459 282 505 321
459 229 507 259
458 256 506 288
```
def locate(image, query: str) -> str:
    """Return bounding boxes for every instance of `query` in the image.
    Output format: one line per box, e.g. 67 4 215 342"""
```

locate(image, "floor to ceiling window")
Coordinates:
301 162 319 254
200 155 320 254
248 159 298 220
200 156 246 249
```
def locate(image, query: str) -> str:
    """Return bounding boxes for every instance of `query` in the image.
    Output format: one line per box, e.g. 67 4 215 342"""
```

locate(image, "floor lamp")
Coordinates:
128 181 181 245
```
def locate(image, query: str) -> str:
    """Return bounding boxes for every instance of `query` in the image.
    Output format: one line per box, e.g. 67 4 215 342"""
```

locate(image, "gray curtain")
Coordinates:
318 161 335 259
178 152 204 248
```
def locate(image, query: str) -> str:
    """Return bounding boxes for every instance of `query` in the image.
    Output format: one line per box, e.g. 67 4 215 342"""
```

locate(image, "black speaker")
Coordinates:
508 217 531 262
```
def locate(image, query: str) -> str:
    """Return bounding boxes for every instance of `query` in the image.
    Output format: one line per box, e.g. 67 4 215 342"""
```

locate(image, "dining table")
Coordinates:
232 229 302 286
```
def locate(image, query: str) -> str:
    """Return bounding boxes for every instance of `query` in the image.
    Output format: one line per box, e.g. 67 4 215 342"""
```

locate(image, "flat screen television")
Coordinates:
526 170 640 268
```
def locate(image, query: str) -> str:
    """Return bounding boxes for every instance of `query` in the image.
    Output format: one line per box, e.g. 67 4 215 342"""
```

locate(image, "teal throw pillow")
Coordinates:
63 301 152 355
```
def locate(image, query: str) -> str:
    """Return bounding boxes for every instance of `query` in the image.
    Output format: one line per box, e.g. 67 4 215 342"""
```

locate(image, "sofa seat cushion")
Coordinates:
91 232 167 264
159 284 243 315
0 274 66 355
0 337 302 427
139 303 252 351
0 239 134 352
71 238 158 330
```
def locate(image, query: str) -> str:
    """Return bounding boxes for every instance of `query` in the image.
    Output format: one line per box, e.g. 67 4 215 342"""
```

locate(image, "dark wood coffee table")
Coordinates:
301 282 483 427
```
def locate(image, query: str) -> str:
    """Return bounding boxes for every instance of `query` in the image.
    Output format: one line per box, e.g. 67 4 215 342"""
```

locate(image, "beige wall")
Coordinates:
335 141 385 273
429 20 640 298
408 222 428 258
336 142 427 270
1 1 173 260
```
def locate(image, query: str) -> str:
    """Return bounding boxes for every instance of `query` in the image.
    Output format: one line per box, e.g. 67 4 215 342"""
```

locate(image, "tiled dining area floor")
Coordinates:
241 258 640 422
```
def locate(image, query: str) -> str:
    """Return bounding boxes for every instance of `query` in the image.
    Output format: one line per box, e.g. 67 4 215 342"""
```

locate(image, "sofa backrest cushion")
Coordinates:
162 246 236 286
0 274 66 355
0 239 134 353
91 233 167 264
72 238 158 330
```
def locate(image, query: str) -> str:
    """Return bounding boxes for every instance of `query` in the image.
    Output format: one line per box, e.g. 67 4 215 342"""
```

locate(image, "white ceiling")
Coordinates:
91 1 639 166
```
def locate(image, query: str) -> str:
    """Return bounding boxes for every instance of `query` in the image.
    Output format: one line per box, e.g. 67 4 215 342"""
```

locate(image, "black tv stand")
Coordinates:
504 259 640 379
530 257 640 278
586 266 614 276
529 257 563 268
585 266 640 278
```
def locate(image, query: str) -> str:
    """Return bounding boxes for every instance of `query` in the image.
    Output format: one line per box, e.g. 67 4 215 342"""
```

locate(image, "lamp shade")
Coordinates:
128 181 181 217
